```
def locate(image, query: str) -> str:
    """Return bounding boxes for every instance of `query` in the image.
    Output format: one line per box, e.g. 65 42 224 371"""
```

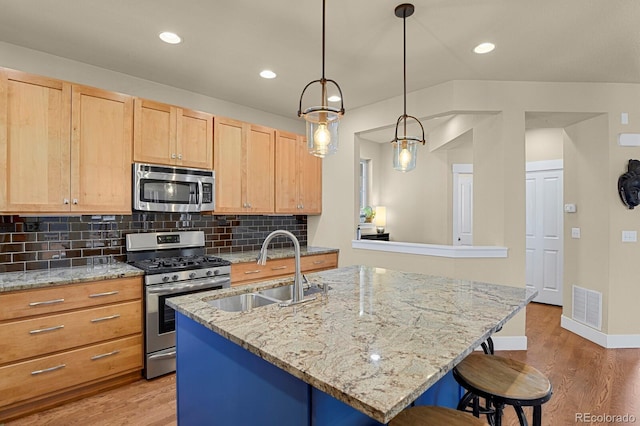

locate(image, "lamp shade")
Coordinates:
375 206 387 227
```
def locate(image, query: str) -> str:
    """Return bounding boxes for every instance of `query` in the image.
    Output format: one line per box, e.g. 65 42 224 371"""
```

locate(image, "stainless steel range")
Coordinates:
126 231 231 379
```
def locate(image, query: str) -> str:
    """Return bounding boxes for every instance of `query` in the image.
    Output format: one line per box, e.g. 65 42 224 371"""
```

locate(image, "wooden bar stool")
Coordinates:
390 406 489 426
453 353 552 426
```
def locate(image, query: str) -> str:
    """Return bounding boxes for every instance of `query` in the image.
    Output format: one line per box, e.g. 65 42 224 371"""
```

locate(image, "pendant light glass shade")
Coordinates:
390 3 425 172
297 0 345 158
302 102 342 157
392 139 419 172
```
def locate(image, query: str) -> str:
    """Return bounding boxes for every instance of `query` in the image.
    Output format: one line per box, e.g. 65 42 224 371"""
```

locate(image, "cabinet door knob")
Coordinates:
72 199 78 205
63 199 70 205
171 153 177 159
178 154 182 160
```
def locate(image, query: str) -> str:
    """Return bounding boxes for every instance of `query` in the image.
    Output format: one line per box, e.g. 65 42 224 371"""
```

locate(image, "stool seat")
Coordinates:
454 353 552 403
390 406 489 426
453 353 552 426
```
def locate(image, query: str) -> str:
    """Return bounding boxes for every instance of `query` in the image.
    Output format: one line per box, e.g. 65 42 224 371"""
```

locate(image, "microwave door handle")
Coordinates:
197 180 203 211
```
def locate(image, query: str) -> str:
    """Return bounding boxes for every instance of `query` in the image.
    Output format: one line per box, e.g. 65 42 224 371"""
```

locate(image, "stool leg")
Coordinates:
513 406 528 426
493 402 504 426
533 405 542 426
457 390 475 412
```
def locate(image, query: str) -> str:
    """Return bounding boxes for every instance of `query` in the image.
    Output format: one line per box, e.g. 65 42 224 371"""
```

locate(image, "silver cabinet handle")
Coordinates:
90 314 121 323
271 266 288 271
178 154 182 160
29 324 64 335
89 290 119 298
244 270 262 275
31 364 66 375
171 153 177 159
313 260 325 265
91 350 120 361
63 198 70 205
72 199 78 205
29 298 64 307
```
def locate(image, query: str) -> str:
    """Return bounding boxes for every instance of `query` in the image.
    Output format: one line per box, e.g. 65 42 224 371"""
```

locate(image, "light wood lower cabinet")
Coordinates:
231 252 338 286
0 335 142 408
0 277 143 422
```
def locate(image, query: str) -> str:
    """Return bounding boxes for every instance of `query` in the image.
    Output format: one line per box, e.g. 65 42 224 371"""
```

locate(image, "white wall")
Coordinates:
310 79 640 342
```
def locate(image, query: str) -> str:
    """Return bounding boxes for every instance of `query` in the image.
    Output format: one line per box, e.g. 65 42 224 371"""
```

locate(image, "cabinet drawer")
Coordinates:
0 335 142 407
301 253 338 272
0 277 142 321
231 258 293 285
0 301 142 364
230 253 339 286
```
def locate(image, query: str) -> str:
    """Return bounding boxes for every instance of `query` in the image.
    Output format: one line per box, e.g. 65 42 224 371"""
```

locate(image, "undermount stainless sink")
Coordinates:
257 283 328 300
207 292 282 312
209 283 330 312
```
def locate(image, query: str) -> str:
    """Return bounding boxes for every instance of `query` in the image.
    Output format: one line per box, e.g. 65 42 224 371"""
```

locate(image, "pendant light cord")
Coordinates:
322 0 326 81
402 9 407 133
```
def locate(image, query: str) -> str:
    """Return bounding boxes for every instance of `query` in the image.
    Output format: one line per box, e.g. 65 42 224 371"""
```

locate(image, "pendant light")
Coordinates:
391 3 425 172
297 0 345 158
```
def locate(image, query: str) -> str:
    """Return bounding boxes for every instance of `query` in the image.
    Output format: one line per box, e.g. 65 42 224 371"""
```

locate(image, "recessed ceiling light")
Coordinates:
159 32 182 44
473 42 495 54
259 70 277 79
327 95 341 102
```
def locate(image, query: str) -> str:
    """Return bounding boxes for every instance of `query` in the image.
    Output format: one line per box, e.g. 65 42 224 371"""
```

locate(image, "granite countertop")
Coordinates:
0 263 145 293
217 246 338 264
168 264 536 423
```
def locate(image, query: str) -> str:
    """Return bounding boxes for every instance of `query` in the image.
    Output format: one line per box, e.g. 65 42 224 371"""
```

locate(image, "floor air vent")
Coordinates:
572 285 602 330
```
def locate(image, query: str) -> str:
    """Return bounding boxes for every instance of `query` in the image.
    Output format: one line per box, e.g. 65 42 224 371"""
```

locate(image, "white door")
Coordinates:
525 161 563 306
453 164 473 246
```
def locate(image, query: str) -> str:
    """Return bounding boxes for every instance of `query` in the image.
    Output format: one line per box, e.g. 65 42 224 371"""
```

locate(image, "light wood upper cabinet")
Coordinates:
0 69 71 212
133 98 213 169
275 130 322 214
214 117 274 213
0 68 133 214
71 85 133 213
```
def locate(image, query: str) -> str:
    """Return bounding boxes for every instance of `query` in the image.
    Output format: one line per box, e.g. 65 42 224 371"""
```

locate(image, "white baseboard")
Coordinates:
561 315 640 348
475 335 528 351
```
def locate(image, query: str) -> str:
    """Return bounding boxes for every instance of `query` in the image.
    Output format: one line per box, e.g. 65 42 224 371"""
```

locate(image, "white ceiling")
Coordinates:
1 0 638 124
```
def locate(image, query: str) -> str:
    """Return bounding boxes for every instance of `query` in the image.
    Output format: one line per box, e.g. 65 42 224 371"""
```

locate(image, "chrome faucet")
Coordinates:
257 230 304 303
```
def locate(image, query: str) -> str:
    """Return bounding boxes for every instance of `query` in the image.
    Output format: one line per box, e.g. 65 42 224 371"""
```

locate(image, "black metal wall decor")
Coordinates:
618 159 640 209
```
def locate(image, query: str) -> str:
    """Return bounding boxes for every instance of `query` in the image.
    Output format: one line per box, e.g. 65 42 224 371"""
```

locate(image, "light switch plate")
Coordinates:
622 230 637 243
621 112 629 125
571 228 581 239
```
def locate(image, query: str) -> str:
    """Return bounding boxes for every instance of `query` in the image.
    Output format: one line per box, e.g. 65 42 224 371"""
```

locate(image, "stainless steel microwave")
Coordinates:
133 163 215 212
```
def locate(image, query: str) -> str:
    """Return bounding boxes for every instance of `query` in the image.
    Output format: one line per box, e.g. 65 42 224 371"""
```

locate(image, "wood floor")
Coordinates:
5 303 640 426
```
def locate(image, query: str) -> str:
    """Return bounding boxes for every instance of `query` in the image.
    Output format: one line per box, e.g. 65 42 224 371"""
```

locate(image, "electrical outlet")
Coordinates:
622 230 637 243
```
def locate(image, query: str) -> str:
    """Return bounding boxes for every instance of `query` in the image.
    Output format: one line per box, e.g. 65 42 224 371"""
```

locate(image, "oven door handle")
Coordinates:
197 180 203 212
147 277 231 295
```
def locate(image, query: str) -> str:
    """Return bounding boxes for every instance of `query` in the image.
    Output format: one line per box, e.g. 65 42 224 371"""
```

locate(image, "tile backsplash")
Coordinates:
0 214 307 273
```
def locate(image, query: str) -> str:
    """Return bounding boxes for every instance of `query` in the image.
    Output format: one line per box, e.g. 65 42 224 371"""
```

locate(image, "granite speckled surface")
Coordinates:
0 263 144 292
217 246 338 264
168 264 536 423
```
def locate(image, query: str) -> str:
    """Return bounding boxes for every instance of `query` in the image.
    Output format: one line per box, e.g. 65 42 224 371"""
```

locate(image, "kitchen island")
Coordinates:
168 265 536 425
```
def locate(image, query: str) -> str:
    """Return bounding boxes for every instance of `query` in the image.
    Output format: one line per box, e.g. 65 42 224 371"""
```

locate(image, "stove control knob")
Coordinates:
162 276 170 283
206 270 213 277
189 272 196 279
172 275 179 281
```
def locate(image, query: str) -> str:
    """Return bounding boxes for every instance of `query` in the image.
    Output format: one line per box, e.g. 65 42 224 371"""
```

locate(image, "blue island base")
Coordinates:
176 312 462 426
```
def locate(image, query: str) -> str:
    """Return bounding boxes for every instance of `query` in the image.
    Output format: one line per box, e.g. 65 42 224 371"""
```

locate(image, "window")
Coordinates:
359 159 370 210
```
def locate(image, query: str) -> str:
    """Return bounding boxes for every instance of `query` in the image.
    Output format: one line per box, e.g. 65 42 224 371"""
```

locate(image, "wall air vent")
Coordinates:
572 285 602 330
